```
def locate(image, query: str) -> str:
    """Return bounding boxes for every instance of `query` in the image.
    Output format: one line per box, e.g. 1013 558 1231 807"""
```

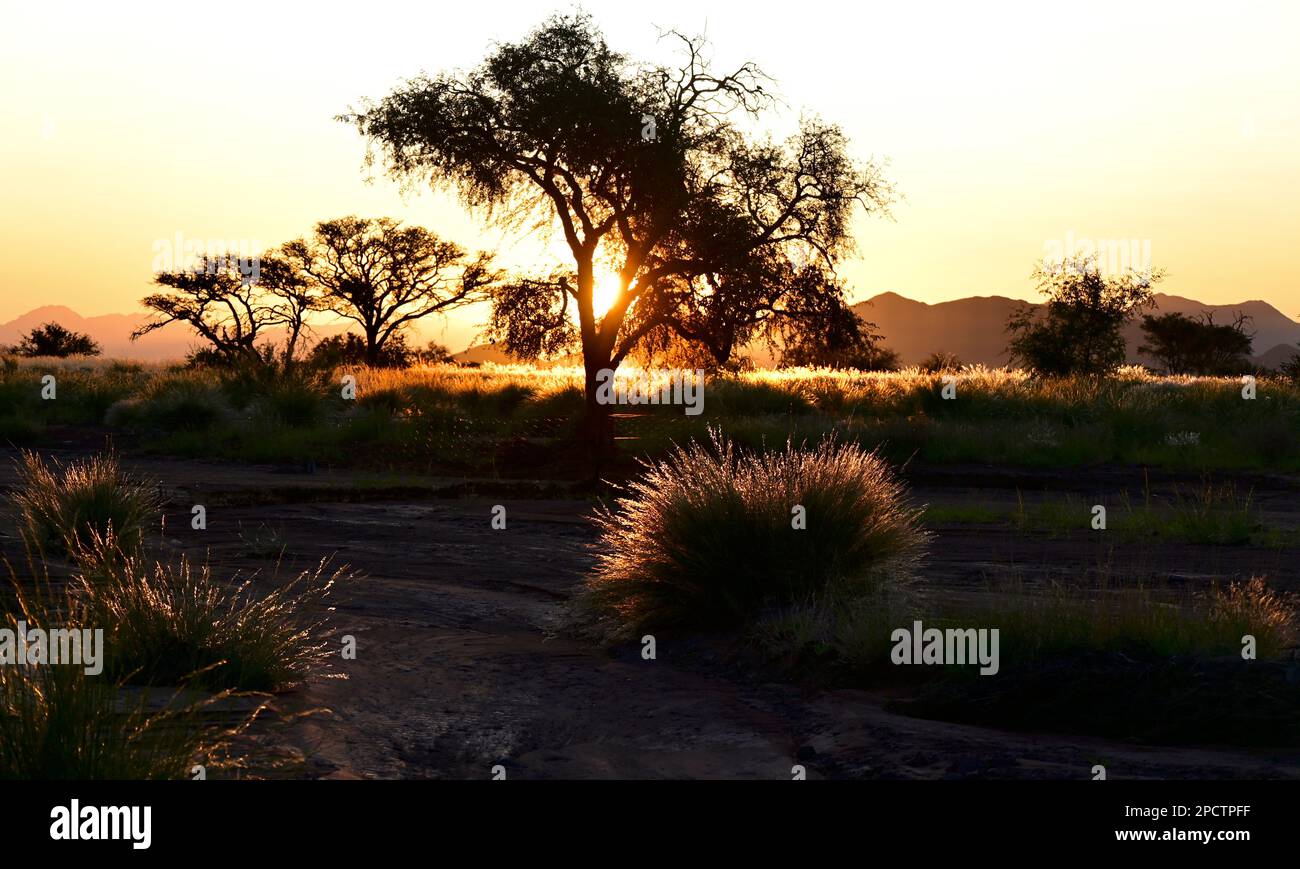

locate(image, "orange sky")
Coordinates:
2 0 1298 350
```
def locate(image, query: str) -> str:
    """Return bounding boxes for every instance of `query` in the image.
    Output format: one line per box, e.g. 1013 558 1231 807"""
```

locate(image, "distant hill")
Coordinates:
0 306 353 362
0 306 191 361
451 343 582 367
5 294 1297 371
452 343 518 365
852 292 1300 370
1254 343 1300 372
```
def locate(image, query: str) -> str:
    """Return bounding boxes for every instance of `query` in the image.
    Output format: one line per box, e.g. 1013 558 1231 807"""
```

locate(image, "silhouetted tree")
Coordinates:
1281 346 1300 381
307 331 419 368
1007 256 1162 375
11 322 101 357
919 351 961 373
1138 310 1254 375
136 251 317 366
777 294 898 370
344 12 892 456
283 217 495 366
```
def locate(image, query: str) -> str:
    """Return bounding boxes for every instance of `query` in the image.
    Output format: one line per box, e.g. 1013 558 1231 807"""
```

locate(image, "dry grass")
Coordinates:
579 429 929 640
77 552 345 692
10 451 164 557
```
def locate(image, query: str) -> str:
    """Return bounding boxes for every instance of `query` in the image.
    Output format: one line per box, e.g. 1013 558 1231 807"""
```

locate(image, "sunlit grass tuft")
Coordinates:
10 451 164 557
77 552 345 692
580 429 928 640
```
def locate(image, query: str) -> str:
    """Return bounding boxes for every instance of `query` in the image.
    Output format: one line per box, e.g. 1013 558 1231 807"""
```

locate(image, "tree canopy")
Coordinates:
1007 257 1162 376
10 322 101 358
282 217 496 365
1138 310 1254 375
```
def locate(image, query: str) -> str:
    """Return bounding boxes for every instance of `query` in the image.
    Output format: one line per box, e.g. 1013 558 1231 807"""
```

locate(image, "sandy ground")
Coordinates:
2 449 1298 779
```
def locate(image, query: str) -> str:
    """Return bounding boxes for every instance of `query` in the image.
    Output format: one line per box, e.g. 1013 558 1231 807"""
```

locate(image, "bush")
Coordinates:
10 451 163 556
105 375 229 432
9 322 101 358
581 430 928 639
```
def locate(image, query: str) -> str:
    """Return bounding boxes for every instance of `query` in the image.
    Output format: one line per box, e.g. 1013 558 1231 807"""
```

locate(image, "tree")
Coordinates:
308 331 418 369
283 217 495 366
1281 346 1300 381
344 12 892 456
11 322 101 357
1007 256 1162 375
1138 310 1254 375
135 251 317 366
919 351 961 373
777 298 899 370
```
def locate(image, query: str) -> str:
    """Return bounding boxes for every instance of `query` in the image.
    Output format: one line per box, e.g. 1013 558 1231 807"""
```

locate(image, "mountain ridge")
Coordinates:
3 294 1296 369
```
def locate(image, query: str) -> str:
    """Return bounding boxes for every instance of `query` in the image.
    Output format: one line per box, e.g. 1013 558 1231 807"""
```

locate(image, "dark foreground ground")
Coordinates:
2 448 1298 779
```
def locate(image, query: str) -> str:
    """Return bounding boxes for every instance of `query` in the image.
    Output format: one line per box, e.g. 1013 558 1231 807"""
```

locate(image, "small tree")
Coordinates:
136 251 317 366
307 331 419 369
1138 310 1254 375
11 323 101 357
283 217 495 367
777 297 898 370
919 351 961 373
1007 256 1162 375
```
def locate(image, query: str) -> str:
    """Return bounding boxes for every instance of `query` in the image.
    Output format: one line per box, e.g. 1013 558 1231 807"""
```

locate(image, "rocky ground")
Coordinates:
2 449 1297 779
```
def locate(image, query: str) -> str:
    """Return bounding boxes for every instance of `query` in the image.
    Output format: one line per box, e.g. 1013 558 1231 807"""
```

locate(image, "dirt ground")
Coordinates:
3 449 1298 779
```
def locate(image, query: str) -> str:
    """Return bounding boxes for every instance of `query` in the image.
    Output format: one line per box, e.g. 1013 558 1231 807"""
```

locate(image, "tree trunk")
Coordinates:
579 354 615 473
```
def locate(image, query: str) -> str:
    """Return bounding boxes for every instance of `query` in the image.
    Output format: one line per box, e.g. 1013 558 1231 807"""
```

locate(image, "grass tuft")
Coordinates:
580 429 928 640
77 554 344 692
10 451 163 557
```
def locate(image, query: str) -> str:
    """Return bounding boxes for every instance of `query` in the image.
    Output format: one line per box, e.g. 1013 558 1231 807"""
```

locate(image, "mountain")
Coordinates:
1255 343 1300 372
4 294 1297 370
0 307 358 362
0 306 194 361
452 343 518 365
852 292 1300 369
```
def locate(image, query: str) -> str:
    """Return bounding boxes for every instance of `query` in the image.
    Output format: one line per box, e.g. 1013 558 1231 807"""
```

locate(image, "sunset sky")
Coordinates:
2 0 1297 350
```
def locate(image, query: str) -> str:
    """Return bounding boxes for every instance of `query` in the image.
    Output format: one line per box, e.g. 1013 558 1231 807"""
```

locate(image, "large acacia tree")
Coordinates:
344 13 893 453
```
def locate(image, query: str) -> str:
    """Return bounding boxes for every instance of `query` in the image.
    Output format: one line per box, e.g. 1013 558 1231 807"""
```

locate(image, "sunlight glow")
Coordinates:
591 270 624 319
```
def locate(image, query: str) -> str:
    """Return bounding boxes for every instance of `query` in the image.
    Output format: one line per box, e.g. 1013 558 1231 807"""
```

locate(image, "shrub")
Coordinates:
10 451 163 556
9 322 101 358
581 429 928 639
105 375 228 432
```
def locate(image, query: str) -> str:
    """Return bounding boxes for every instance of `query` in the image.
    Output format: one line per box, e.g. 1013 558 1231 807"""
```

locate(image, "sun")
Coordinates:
591 270 624 318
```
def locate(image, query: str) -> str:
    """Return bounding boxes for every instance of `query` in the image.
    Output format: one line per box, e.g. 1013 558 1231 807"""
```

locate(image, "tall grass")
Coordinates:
901 578 1299 744
77 553 344 692
10 451 164 556
10 357 1296 471
973 577 1295 663
581 430 928 639
0 579 249 780
0 658 238 780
